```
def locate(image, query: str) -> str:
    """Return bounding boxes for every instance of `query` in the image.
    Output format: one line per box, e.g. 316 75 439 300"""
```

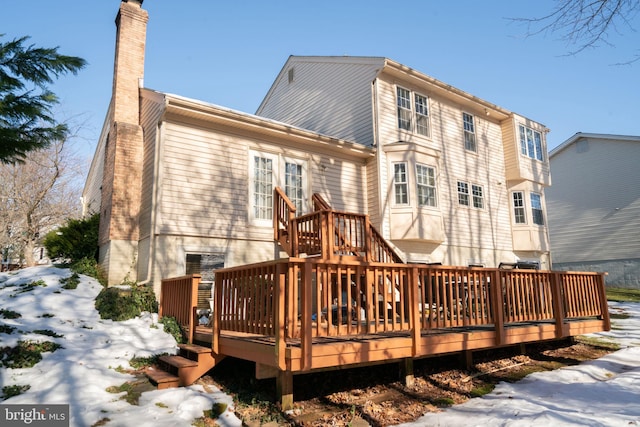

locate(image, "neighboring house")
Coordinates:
546 133 640 287
83 0 553 293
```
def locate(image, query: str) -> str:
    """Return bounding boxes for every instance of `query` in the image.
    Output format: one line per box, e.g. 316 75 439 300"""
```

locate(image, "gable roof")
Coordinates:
550 132 640 158
258 55 514 121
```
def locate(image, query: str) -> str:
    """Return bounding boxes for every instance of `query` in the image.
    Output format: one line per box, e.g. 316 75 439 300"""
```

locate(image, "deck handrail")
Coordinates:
212 261 610 358
160 274 201 344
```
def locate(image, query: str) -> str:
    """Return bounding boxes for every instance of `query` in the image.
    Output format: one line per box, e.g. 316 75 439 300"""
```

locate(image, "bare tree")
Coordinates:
0 136 82 267
516 0 640 63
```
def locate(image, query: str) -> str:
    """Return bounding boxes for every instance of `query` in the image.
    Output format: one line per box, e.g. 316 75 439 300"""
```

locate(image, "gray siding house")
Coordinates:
546 133 640 287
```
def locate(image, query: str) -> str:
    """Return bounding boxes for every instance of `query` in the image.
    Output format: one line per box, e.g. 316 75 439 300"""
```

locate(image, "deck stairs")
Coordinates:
145 343 222 389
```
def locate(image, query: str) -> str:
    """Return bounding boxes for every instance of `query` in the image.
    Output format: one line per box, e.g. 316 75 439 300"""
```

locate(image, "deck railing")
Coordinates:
274 188 403 263
159 274 201 344
212 260 610 347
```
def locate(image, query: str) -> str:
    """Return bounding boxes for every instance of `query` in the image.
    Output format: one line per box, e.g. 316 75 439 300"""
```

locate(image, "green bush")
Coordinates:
60 273 80 289
2 384 30 400
95 285 158 321
43 213 99 264
0 341 62 369
70 258 105 286
159 316 185 344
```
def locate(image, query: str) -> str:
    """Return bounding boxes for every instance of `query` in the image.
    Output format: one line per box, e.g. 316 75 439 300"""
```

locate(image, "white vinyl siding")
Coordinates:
256 56 384 146
547 135 640 265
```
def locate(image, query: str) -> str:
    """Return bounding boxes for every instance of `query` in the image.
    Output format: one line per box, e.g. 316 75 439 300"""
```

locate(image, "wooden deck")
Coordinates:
156 189 610 409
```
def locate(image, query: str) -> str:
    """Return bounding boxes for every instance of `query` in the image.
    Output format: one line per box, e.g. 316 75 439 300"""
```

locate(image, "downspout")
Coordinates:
139 107 165 288
372 77 386 238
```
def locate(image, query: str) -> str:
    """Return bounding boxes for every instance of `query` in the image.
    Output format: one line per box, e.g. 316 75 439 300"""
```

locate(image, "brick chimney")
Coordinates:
99 0 148 285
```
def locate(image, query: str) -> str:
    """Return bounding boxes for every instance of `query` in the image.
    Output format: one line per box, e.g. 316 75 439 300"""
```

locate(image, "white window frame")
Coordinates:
518 124 544 161
457 180 484 209
531 192 544 225
457 181 470 207
414 93 430 137
284 158 305 213
471 184 484 209
463 112 477 152
393 162 409 205
396 87 412 131
416 163 437 207
396 86 431 137
512 191 526 224
249 150 307 226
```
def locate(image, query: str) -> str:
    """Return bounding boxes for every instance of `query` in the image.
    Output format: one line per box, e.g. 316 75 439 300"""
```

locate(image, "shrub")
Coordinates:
70 257 105 285
95 285 158 321
60 273 80 290
159 316 185 344
2 384 30 400
43 213 99 264
0 341 62 369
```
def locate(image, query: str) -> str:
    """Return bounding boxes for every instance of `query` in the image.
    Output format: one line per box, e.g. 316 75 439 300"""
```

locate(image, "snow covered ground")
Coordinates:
1 265 639 427
0 266 241 427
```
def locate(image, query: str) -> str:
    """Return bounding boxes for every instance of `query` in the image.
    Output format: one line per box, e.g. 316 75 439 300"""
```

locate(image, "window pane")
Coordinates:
519 125 527 155
457 181 469 206
416 164 436 207
394 163 408 204
512 192 526 224
285 162 303 212
415 94 430 136
254 156 273 220
531 193 544 225
534 131 543 161
463 113 476 152
472 184 484 209
526 128 535 159
397 87 411 130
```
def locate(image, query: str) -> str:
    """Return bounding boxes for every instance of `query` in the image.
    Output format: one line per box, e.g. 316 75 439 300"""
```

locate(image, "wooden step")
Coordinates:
178 343 211 354
159 355 198 369
145 367 179 390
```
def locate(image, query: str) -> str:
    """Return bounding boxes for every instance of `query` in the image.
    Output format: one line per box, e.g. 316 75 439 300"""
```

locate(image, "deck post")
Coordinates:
409 266 421 356
301 261 313 370
275 262 287 370
551 272 568 338
490 269 505 346
399 358 415 388
276 369 294 411
212 274 222 355
597 272 611 331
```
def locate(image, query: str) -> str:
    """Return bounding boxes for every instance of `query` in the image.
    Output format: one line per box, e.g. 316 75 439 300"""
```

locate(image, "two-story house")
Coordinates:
83 0 551 293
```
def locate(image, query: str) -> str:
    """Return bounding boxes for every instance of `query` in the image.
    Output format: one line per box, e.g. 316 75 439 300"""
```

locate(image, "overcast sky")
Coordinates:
4 1 639 163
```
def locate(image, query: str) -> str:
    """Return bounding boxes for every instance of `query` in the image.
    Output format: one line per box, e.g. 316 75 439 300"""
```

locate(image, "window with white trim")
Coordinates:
393 162 409 205
471 184 484 209
512 191 526 224
414 94 430 136
253 155 274 220
463 112 476 152
397 87 412 131
518 125 544 161
396 86 430 137
416 164 436 207
457 181 483 209
457 181 469 206
285 161 303 212
531 193 544 225
249 151 307 224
